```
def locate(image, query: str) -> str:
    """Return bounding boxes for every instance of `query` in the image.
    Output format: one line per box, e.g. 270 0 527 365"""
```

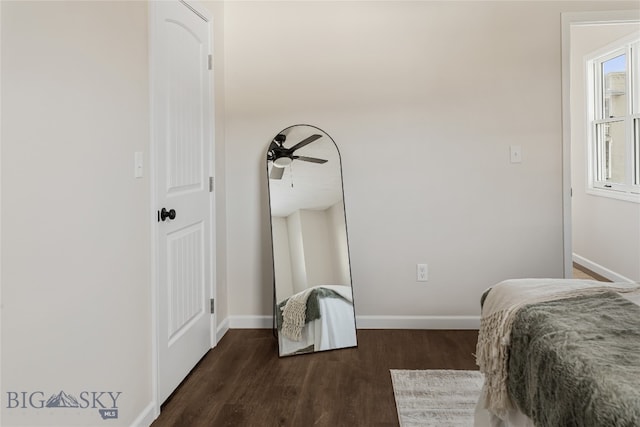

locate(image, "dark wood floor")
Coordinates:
151 329 479 427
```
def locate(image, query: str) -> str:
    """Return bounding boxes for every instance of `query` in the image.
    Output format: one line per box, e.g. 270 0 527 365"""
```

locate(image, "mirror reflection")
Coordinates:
266 124 357 357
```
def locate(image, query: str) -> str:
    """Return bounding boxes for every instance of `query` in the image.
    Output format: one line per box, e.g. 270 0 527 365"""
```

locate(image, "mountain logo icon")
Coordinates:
45 391 80 408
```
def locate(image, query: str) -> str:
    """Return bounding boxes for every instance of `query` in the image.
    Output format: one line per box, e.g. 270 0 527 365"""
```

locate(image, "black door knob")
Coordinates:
160 208 176 221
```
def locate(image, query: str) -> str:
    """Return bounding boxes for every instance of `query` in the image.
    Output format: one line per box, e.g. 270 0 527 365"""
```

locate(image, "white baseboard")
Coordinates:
228 315 273 329
130 401 157 427
572 253 635 283
356 315 480 330
216 317 230 343
226 315 479 330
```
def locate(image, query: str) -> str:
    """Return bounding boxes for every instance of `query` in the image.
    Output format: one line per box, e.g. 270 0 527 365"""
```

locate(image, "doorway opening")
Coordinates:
562 10 640 283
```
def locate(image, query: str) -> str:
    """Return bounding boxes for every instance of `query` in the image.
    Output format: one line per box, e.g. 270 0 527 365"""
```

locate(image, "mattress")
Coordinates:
277 285 357 356
474 279 640 427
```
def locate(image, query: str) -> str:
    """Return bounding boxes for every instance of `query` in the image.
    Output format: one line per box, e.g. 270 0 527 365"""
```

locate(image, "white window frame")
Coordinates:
585 34 640 203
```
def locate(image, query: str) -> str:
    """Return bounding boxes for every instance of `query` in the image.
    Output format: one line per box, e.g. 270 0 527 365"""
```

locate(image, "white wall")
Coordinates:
223 1 640 324
1 2 151 425
274 205 349 299
272 216 294 300
570 23 640 282
299 209 340 287
286 210 308 294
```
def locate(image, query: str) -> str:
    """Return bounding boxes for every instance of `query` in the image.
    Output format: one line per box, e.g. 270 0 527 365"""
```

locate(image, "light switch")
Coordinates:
134 151 144 178
510 145 522 164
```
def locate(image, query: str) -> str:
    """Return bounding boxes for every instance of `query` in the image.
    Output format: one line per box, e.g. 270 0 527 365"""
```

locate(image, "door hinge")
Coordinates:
208 54 212 70
209 176 214 192
210 298 215 314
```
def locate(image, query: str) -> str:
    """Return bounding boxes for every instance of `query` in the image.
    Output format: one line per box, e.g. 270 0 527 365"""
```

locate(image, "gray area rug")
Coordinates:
390 369 483 427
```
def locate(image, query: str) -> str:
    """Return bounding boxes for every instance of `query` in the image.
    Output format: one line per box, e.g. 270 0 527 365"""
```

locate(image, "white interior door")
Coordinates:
152 0 214 404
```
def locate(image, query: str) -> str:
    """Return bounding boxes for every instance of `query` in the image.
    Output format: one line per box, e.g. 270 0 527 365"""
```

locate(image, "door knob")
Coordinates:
160 208 176 221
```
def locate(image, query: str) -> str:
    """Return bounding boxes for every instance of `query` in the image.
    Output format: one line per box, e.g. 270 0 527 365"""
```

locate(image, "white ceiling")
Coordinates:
267 125 344 217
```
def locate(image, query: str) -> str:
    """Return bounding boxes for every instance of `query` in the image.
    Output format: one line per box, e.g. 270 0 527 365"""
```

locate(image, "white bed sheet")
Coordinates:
474 390 535 427
279 296 357 356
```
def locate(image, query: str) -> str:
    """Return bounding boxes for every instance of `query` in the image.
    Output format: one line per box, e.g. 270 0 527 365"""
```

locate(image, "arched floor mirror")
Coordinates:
266 124 357 357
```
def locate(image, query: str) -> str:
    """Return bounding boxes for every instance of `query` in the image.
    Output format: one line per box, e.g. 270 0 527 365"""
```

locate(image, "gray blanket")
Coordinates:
508 291 640 426
275 287 346 330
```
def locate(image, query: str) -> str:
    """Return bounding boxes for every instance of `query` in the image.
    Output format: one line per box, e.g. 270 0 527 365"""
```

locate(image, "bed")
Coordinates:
474 279 640 427
276 285 357 356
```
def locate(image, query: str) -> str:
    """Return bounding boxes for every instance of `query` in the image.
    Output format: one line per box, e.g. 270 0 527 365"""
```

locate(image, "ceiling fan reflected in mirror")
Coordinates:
268 133 328 180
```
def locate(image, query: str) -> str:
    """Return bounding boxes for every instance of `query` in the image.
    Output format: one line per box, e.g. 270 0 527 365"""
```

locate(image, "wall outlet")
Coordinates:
417 264 428 282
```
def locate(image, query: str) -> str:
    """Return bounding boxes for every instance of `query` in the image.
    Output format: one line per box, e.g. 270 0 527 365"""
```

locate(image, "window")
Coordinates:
587 37 640 201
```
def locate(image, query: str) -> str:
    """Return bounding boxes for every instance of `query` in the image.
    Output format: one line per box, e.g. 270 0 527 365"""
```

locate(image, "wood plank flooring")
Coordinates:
573 262 611 282
151 329 479 427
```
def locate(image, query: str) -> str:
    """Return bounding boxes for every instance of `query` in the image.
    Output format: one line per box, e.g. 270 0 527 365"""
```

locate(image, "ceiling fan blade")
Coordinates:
268 141 279 153
289 134 322 152
270 166 285 179
295 156 328 164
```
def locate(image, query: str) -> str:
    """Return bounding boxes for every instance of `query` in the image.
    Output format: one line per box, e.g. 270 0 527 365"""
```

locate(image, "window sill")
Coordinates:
586 187 640 204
